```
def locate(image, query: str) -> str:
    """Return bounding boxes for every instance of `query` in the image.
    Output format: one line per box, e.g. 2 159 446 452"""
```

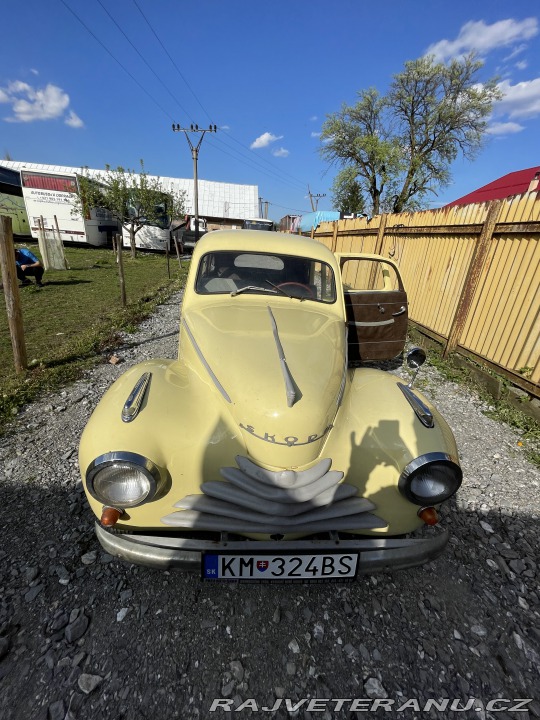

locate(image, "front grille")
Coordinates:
161 456 386 534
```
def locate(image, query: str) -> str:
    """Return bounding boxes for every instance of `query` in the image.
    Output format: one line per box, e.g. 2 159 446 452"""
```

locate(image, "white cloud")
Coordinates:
310 115 318 122
496 77 540 119
250 132 283 149
426 18 538 62
0 80 83 127
486 121 524 135
9 84 69 122
504 43 527 62
65 110 84 128
515 60 528 70
272 147 289 158
311 131 321 138
8 81 32 94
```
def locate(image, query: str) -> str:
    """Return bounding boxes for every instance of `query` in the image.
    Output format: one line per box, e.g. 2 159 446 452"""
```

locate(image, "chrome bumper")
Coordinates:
95 522 449 575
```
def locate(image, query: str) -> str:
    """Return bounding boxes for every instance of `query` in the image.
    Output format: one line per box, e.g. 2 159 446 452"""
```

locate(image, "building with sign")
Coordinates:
0 160 259 247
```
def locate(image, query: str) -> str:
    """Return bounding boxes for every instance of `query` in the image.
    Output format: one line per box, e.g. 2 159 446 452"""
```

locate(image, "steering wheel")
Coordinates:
277 282 315 298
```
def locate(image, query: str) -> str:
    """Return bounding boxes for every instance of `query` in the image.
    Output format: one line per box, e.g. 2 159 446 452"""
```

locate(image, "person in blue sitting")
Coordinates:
15 247 44 287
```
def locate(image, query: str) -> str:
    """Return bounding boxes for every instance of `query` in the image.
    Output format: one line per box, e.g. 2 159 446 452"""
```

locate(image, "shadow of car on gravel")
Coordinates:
0 476 538 719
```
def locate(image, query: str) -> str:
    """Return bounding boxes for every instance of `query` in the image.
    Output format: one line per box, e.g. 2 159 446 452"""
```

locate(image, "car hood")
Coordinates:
181 301 346 467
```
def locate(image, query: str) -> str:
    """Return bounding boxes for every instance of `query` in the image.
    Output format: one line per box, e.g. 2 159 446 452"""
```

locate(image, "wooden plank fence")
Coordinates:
312 192 540 398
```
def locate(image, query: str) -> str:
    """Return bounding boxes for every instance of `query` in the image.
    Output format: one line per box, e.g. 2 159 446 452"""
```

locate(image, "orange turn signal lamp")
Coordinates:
100 507 123 527
418 507 439 526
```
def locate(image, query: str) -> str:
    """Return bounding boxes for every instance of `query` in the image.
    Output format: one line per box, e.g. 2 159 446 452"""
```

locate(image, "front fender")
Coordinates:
323 368 459 534
79 358 246 527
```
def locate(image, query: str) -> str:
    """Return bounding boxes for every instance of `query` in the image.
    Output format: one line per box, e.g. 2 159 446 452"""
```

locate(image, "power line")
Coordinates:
132 0 214 125
60 0 315 201
224 134 309 191
268 201 311 214
130 1 309 191
58 0 175 123
205 135 307 192
95 0 193 122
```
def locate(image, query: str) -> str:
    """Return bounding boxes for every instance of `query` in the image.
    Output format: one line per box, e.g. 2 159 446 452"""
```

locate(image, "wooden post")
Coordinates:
38 215 51 270
0 216 27 373
331 221 339 253
166 239 170 279
54 215 69 269
367 214 388 289
373 213 388 256
443 200 502 358
116 233 127 308
174 237 183 272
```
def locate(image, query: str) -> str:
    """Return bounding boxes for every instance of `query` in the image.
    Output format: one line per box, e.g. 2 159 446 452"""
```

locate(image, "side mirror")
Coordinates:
406 347 426 369
405 347 426 387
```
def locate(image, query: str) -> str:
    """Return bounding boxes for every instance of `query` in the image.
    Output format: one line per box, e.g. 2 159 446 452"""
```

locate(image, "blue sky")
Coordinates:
1 1 539 221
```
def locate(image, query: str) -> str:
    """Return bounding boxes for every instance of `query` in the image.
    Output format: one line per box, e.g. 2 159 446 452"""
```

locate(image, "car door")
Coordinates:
336 253 408 362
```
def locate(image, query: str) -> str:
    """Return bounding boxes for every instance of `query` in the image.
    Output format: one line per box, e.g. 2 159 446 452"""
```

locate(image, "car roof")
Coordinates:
192 229 337 264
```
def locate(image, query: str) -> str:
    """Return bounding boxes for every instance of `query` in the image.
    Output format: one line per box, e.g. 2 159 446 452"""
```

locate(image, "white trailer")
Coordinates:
20 169 119 246
121 223 171 252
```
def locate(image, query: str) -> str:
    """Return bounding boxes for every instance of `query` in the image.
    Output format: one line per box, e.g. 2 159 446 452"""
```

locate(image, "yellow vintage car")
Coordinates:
79 230 462 581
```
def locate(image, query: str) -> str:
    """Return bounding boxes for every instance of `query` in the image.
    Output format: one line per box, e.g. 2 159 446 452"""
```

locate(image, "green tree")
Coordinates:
321 54 501 215
75 161 187 258
331 167 365 215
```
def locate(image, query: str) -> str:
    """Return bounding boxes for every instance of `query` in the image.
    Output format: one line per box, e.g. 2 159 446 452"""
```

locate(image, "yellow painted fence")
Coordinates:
312 192 540 398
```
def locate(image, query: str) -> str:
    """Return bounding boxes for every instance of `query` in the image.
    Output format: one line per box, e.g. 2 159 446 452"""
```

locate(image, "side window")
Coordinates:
340 259 399 292
196 254 217 286
311 261 336 302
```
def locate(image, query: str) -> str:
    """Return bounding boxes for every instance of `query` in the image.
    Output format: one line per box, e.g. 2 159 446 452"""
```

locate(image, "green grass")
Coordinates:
0 244 188 435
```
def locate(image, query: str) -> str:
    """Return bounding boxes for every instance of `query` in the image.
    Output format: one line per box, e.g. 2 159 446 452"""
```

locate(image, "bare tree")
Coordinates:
321 54 502 215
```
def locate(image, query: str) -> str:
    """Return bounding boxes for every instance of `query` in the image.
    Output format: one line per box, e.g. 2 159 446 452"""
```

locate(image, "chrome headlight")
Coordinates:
86 452 163 508
399 452 462 505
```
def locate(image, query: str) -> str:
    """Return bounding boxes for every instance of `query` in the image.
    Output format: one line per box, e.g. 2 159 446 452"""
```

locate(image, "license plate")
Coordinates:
202 553 358 582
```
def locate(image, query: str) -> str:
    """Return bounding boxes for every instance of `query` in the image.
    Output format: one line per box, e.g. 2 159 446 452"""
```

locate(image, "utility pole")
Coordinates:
257 198 270 219
307 185 326 212
172 123 217 243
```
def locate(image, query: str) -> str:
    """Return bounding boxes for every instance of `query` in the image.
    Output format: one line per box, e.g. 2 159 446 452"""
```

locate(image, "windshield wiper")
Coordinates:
264 280 305 301
230 285 277 297
265 280 292 298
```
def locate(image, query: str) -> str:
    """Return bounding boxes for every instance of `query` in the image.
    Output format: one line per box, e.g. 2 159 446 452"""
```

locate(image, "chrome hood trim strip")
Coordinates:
121 372 152 423
267 306 298 408
397 382 434 428
182 319 231 403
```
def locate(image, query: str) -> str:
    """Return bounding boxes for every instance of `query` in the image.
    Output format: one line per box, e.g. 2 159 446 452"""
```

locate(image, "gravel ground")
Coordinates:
0 290 539 720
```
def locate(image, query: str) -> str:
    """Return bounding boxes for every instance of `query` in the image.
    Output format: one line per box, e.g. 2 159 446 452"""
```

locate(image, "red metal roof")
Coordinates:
445 166 540 207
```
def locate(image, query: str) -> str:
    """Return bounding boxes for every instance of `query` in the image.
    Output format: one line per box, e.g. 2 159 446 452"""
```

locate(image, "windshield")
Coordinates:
242 219 274 231
195 251 336 303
